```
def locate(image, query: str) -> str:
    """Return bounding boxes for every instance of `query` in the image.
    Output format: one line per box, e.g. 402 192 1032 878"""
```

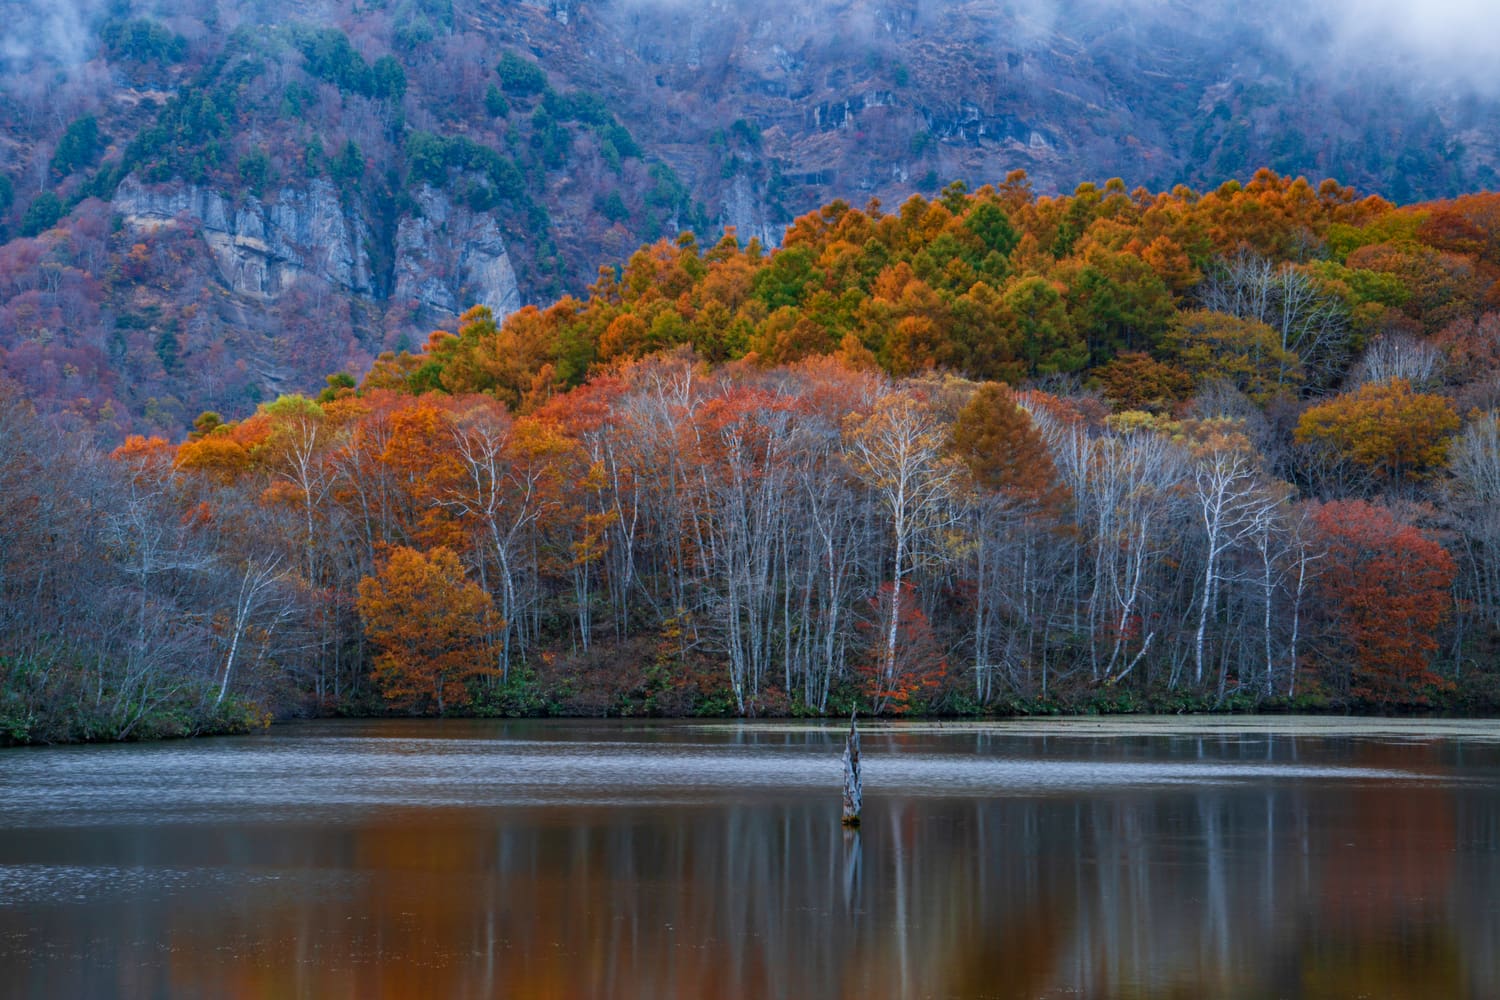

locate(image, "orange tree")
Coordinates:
949 381 1067 513
355 546 499 715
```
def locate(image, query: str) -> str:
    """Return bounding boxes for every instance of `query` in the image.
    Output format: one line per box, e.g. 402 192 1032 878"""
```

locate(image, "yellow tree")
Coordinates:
356 546 499 715
1163 309 1302 402
1295 378 1459 488
845 392 963 713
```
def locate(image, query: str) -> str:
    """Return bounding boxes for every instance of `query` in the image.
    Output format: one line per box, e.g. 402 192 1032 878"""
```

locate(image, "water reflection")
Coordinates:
0 721 1497 998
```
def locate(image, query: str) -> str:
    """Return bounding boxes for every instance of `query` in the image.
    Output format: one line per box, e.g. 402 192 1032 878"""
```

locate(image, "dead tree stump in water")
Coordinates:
841 711 862 827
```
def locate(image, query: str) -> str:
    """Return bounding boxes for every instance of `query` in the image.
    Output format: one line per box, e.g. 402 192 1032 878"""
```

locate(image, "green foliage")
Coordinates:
20 192 62 237
963 201 1019 260
496 51 549 96
124 56 266 183
392 0 454 51
155 326 182 375
643 162 710 237
752 246 821 309
729 118 762 148
405 131 524 200
1326 214 1423 261
1006 275 1086 375
484 84 510 118
289 25 404 100
529 106 573 169
602 124 641 160
468 668 550 717
51 116 103 179
317 372 356 403
600 140 622 173
281 80 316 117
597 190 629 224
302 135 324 176
331 140 364 183
544 89 613 127
0 173 12 216
940 179 970 213
238 147 271 196
371 55 408 102
0 653 267 746
99 17 187 64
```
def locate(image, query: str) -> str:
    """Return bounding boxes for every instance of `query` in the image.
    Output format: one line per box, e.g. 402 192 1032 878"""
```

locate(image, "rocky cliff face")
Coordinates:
394 186 523 321
115 176 523 325
717 175 783 249
113 176 373 299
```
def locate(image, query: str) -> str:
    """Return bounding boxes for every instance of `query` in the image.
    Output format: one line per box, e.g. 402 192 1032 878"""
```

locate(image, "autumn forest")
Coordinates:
7 169 1500 742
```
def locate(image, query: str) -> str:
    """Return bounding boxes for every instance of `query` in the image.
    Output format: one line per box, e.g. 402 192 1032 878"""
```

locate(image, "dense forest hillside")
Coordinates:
3 0 1500 434
6 172 1500 741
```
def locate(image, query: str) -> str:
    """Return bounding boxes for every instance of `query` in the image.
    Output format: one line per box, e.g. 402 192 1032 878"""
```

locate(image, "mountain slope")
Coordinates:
1 0 1497 434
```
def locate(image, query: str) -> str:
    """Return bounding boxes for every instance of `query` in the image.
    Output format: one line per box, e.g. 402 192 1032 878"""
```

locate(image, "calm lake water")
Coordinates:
2 717 1499 999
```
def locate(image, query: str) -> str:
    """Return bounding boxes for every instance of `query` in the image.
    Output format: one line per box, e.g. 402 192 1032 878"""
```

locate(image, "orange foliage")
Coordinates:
858 582 947 715
355 546 499 715
1093 351 1193 413
950 382 1067 514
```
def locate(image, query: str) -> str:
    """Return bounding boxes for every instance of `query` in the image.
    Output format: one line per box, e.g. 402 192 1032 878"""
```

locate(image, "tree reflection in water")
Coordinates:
0 721 1496 998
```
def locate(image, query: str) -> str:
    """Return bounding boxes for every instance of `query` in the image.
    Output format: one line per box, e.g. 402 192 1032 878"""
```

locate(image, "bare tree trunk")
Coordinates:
841 713 862 827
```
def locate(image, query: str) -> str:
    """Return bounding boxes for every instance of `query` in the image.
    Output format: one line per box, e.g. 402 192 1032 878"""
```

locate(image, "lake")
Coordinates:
1 717 1498 998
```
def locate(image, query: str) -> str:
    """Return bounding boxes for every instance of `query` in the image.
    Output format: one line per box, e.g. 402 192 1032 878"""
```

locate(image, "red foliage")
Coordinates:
858 582 948 715
1309 501 1455 704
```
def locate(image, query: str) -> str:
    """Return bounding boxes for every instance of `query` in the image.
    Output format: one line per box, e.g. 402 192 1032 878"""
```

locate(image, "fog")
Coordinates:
610 0 1500 94
0 0 107 71
5 0 1498 95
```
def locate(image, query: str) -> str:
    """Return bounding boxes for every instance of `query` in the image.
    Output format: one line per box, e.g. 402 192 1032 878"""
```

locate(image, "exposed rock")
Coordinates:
393 186 522 322
113 176 372 299
718 174 782 249
114 176 520 323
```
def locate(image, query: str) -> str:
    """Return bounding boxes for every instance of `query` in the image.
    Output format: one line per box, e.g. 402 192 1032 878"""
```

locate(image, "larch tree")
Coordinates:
1295 378 1459 490
950 382 1068 701
356 546 499 715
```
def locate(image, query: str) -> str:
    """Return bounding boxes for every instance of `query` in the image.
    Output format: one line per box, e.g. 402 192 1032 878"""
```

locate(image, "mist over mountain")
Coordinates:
2 0 1497 434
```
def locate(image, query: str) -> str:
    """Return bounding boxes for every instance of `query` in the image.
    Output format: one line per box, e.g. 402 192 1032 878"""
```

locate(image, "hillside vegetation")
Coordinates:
4 0 1500 433
6 172 1500 739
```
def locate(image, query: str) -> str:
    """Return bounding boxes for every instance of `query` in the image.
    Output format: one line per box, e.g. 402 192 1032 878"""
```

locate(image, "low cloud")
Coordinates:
1319 0 1500 89
0 0 106 72
607 0 1500 93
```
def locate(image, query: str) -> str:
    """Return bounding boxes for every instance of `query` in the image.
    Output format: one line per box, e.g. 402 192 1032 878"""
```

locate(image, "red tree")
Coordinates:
1310 501 1455 704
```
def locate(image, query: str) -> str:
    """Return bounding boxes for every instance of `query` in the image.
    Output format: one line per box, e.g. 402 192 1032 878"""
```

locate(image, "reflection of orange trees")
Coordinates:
1335 742 1457 910
1297 928 1464 1000
81 765 1494 1000
356 546 499 714
1303 743 1461 999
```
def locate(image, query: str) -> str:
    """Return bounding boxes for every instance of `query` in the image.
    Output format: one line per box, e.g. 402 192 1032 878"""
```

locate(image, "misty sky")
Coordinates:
4 0 1499 93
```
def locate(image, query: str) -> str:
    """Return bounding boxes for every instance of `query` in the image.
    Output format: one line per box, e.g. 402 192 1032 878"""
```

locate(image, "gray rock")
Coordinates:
393 185 521 321
718 174 782 249
113 176 372 299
